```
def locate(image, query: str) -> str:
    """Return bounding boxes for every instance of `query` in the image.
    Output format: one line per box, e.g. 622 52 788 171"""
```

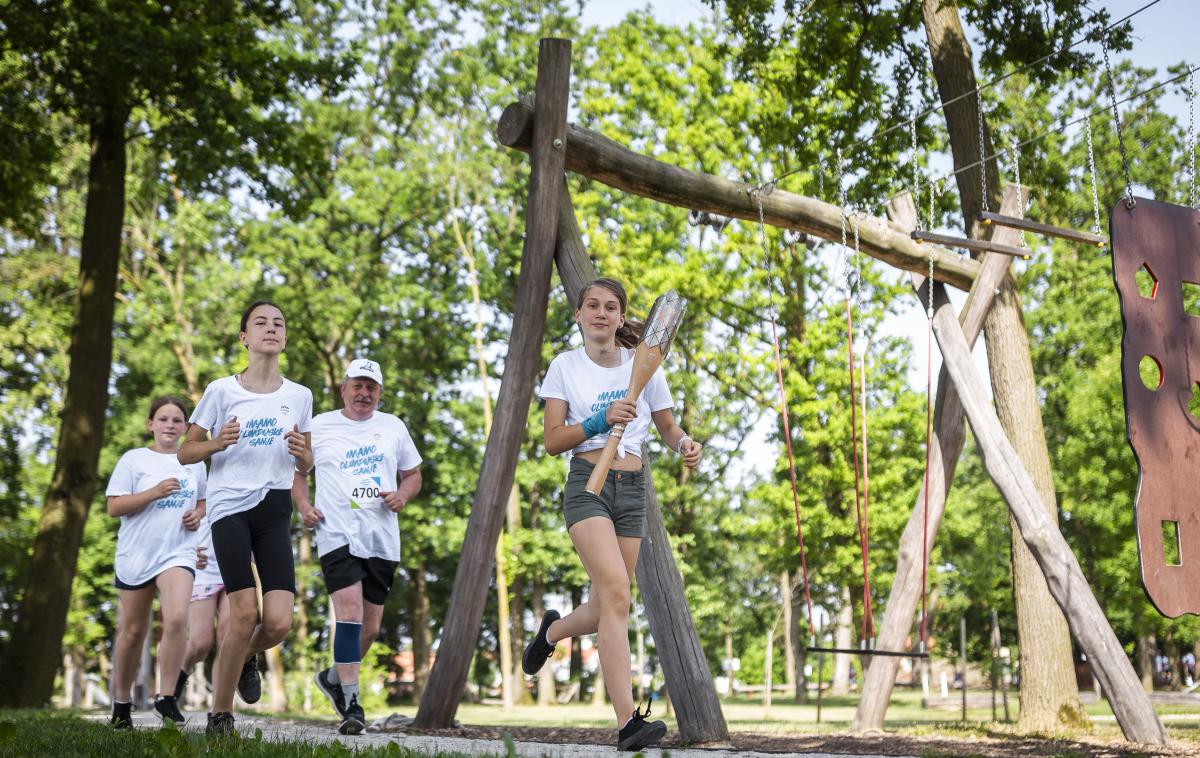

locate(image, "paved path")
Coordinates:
112 712 913 758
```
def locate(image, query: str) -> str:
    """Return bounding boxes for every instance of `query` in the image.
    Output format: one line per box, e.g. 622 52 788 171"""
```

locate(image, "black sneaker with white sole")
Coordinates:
237 656 261 704
617 705 667 751
338 694 366 735
521 609 560 675
206 710 235 737
110 701 133 730
153 695 185 724
315 667 348 718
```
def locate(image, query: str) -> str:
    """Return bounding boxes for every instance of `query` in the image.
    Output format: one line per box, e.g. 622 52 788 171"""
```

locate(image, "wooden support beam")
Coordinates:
852 187 1019 734
932 295 1167 745
977 211 1107 247
496 100 981 291
911 229 1029 259
413 38 572 729
554 189 730 744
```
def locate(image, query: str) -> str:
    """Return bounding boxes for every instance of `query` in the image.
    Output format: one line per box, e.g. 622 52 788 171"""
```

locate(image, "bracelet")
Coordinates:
580 409 612 439
675 435 693 454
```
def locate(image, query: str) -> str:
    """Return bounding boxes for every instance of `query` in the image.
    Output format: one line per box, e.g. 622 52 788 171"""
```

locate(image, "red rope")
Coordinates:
769 318 816 641
844 297 874 641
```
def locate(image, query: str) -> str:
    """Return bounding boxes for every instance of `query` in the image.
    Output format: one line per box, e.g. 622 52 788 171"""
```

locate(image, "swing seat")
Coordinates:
805 645 930 659
977 211 1106 247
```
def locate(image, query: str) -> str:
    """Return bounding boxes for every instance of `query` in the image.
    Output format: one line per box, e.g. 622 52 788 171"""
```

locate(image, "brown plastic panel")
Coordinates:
1112 197 1200 617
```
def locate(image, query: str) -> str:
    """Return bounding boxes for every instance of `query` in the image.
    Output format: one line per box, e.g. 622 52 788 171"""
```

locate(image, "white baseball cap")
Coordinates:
344 358 383 385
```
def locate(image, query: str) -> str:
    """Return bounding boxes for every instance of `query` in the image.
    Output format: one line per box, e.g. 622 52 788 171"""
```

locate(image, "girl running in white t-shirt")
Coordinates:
525 278 702 752
106 396 207 728
179 300 313 737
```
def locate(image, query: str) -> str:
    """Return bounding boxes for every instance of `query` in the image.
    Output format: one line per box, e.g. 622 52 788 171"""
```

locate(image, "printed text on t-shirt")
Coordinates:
591 389 628 413
242 416 285 447
340 444 385 476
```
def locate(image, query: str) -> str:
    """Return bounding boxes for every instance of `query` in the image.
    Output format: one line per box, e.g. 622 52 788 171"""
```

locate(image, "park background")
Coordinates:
2 0 1200 746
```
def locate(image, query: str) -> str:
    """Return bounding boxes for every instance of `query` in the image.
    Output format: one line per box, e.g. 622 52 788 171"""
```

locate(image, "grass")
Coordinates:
0 711 495 758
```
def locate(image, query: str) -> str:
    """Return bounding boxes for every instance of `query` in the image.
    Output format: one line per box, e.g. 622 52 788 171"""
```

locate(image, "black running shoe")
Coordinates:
173 669 189 701
338 694 365 735
617 704 667 751
522 609 560 675
110 701 133 730
153 695 185 724
206 710 235 737
236 656 261 704
315 667 347 718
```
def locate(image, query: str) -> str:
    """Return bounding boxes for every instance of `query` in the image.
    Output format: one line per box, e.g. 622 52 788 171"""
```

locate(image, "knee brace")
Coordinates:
334 621 362 665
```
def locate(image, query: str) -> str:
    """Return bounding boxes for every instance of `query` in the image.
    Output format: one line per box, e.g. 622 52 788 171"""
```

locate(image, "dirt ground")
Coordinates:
407 724 1200 757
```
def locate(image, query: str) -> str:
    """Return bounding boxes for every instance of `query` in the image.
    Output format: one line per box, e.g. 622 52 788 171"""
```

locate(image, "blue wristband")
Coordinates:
581 409 612 439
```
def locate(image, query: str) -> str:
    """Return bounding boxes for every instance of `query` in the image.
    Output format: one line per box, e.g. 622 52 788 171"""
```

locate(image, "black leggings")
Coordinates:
211 489 296 594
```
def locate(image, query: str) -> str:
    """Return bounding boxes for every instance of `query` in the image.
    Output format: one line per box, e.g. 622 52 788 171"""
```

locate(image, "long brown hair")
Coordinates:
576 278 643 348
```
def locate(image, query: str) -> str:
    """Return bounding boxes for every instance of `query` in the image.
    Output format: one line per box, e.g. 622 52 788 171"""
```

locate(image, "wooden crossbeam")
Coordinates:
911 229 1030 259
977 211 1106 247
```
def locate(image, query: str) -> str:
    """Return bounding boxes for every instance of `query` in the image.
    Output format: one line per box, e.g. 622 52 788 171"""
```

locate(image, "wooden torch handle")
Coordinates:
584 422 626 494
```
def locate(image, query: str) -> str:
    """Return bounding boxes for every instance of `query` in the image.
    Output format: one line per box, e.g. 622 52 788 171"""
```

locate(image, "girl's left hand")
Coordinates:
195 545 208 570
182 508 202 530
681 438 703 469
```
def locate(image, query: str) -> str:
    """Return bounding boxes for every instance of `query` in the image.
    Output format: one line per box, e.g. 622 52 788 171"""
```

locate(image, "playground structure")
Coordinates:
410 37 1189 746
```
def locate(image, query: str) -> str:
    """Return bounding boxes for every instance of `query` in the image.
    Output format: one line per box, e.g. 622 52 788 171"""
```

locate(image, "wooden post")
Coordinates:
960 616 967 722
553 189 730 744
852 187 1020 733
496 100 980 290
930 292 1167 745
413 37 572 729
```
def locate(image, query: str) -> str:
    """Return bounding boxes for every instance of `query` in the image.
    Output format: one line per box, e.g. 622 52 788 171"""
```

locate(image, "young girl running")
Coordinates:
525 278 702 752
179 300 313 737
173 513 228 709
106 396 207 728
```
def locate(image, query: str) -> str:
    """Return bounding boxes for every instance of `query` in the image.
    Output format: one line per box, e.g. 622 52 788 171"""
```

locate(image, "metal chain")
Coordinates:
927 250 935 318
977 91 989 213
852 213 862 302
1007 141 1029 250
1085 114 1104 238
1100 35 1136 208
1189 66 1196 210
911 116 921 230
754 189 779 320
837 147 853 295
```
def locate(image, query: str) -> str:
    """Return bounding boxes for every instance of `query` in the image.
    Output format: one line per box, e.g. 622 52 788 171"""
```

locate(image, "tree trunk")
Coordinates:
0 108 128 707
410 561 431 702
591 664 606 706
1135 633 1157 692
413 38 571 728
920 0 1086 732
831 586 853 696
931 291 1166 743
781 570 795 689
569 586 583 699
789 580 808 703
763 622 775 711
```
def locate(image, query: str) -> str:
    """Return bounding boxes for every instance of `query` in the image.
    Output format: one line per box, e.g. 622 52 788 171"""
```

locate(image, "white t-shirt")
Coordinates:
190 375 313 523
191 513 223 587
310 410 422 562
539 346 674 459
106 448 208 587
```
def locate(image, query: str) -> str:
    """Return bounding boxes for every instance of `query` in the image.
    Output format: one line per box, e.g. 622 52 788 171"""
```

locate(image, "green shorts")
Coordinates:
563 457 647 538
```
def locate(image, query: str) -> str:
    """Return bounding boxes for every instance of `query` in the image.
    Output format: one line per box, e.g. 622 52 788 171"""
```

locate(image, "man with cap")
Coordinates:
294 358 422 735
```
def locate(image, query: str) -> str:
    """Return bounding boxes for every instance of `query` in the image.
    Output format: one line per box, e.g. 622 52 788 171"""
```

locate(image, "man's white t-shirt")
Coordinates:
311 410 422 562
539 346 674 459
190 376 313 523
106 448 208 587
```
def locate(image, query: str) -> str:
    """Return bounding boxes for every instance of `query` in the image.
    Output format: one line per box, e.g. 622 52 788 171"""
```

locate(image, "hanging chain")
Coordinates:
818 154 826 199
852 212 862 305
1007 141 1029 251
1100 35 1136 208
926 246 935 319
977 90 989 213
1189 66 1196 210
754 189 779 320
837 147 854 295
1085 114 1104 238
911 116 922 230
